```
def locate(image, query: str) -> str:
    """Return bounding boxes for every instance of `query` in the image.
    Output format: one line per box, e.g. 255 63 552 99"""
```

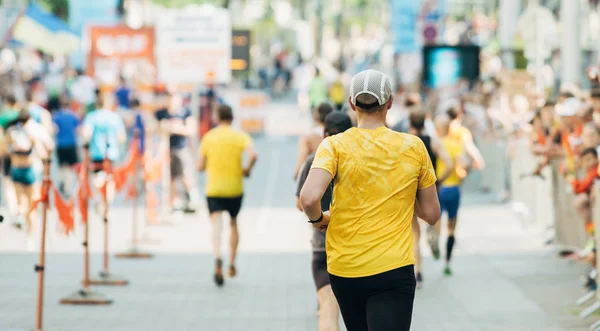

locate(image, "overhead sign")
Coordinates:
87 25 156 110
156 5 232 84
232 29 250 73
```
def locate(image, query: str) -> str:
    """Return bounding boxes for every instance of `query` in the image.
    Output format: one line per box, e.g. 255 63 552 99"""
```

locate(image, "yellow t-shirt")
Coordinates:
436 136 466 187
200 125 252 197
311 126 437 278
449 122 474 144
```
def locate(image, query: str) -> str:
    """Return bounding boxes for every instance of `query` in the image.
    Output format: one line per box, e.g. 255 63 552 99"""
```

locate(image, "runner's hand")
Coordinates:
243 168 252 178
312 211 330 232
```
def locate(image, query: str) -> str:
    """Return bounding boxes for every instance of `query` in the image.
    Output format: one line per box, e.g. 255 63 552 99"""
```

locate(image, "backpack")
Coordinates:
10 124 32 153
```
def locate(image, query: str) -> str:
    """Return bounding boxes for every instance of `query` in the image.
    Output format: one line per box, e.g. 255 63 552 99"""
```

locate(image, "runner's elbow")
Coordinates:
299 189 320 210
419 204 440 225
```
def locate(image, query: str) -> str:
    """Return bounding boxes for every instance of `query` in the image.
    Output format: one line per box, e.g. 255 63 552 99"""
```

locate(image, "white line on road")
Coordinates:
256 149 280 234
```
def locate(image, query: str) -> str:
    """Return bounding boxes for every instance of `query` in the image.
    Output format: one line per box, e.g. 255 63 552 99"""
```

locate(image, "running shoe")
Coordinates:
443 266 452 276
228 265 237 278
416 272 423 289
585 276 597 292
427 226 440 260
214 258 224 287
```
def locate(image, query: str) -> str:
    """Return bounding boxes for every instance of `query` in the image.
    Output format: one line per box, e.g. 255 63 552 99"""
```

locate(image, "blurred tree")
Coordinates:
37 0 69 21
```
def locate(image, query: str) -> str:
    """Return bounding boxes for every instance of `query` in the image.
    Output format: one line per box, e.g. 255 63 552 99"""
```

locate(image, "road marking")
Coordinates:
256 149 280 234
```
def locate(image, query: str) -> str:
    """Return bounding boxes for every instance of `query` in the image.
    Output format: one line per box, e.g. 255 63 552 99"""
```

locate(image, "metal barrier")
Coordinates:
508 138 587 249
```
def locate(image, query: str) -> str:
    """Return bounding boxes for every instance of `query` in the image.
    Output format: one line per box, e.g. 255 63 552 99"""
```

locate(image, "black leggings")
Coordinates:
329 265 416 331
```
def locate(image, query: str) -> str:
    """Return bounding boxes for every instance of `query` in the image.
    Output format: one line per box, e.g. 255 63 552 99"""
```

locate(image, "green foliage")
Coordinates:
37 0 69 21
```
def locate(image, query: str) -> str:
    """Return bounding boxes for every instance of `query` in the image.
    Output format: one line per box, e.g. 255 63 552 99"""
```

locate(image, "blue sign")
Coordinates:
390 0 419 54
68 0 120 69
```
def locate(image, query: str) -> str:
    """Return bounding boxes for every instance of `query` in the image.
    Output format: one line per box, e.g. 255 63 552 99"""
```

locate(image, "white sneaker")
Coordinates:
26 237 36 252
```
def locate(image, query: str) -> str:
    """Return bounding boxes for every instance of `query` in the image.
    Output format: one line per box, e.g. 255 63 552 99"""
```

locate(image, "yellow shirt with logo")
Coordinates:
436 136 466 187
311 126 437 278
200 125 252 197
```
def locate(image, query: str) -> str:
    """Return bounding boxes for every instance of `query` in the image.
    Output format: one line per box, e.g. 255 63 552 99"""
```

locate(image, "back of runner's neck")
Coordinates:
357 117 385 130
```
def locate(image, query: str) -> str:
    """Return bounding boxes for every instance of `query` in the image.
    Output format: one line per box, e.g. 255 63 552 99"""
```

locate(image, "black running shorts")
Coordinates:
312 251 329 291
329 265 416 331
56 146 79 166
2 157 10 177
206 195 243 218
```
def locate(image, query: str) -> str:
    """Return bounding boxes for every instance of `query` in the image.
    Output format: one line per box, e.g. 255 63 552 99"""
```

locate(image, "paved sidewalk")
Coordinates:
0 203 595 331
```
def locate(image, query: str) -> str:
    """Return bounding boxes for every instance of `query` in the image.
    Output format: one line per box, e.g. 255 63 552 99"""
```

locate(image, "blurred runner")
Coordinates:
408 111 453 288
115 77 132 111
69 69 97 114
81 95 126 212
53 97 80 194
329 74 346 111
1 109 48 250
199 105 257 287
293 103 333 180
156 92 199 213
300 70 440 331
0 94 23 229
296 111 352 331
309 69 328 109
447 106 485 170
431 114 470 276
25 88 53 136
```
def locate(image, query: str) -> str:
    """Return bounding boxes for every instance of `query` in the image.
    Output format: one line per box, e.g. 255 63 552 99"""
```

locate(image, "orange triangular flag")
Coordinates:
77 164 90 223
52 186 75 235
113 139 140 192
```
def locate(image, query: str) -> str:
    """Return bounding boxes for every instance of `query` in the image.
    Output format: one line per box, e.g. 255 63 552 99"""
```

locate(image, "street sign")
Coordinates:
231 30 250 73
423 25 437 43
156 5 232 84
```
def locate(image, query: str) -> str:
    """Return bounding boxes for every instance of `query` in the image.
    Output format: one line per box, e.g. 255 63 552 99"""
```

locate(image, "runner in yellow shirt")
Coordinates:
199 105 258 287
300 69 440 330
432 114 470 276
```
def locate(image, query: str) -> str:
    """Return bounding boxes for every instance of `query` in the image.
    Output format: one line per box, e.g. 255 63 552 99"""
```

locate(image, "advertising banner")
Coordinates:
156 6 231 84
87 25 156 109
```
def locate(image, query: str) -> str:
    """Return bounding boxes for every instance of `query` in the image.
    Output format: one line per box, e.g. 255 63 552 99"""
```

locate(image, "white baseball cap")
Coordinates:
350 69 393 109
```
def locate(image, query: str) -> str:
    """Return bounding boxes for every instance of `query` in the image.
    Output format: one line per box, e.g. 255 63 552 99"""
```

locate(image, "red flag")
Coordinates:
77 163 90 223
52 185 75 235
113 139 140 192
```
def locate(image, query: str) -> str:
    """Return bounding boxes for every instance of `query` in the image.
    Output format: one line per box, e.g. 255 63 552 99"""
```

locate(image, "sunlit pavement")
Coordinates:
0 134 594 330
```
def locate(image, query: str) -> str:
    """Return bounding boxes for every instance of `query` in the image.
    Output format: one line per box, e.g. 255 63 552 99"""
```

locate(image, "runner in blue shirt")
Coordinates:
53 98 81 194
81 96 126 207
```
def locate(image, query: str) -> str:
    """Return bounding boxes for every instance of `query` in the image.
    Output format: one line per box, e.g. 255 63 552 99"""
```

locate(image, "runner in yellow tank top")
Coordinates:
432 114 469 276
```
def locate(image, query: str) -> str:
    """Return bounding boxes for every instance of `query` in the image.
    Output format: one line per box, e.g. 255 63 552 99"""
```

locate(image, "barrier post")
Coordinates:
60 145 112 304
89 147 128 286
33 159 51 331
116 132 152 259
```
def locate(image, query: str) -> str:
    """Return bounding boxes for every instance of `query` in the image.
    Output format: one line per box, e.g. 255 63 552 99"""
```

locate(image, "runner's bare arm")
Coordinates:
431 136 453 183
300 168 333 221
41 108 54 136
415 185 440 225
169 117 195 136
294 135 310 179
463 133 485 169
243 142 258 177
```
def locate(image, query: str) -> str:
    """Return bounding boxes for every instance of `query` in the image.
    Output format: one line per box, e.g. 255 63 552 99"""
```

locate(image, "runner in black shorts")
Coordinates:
296 111 353 331
199 105 258 287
